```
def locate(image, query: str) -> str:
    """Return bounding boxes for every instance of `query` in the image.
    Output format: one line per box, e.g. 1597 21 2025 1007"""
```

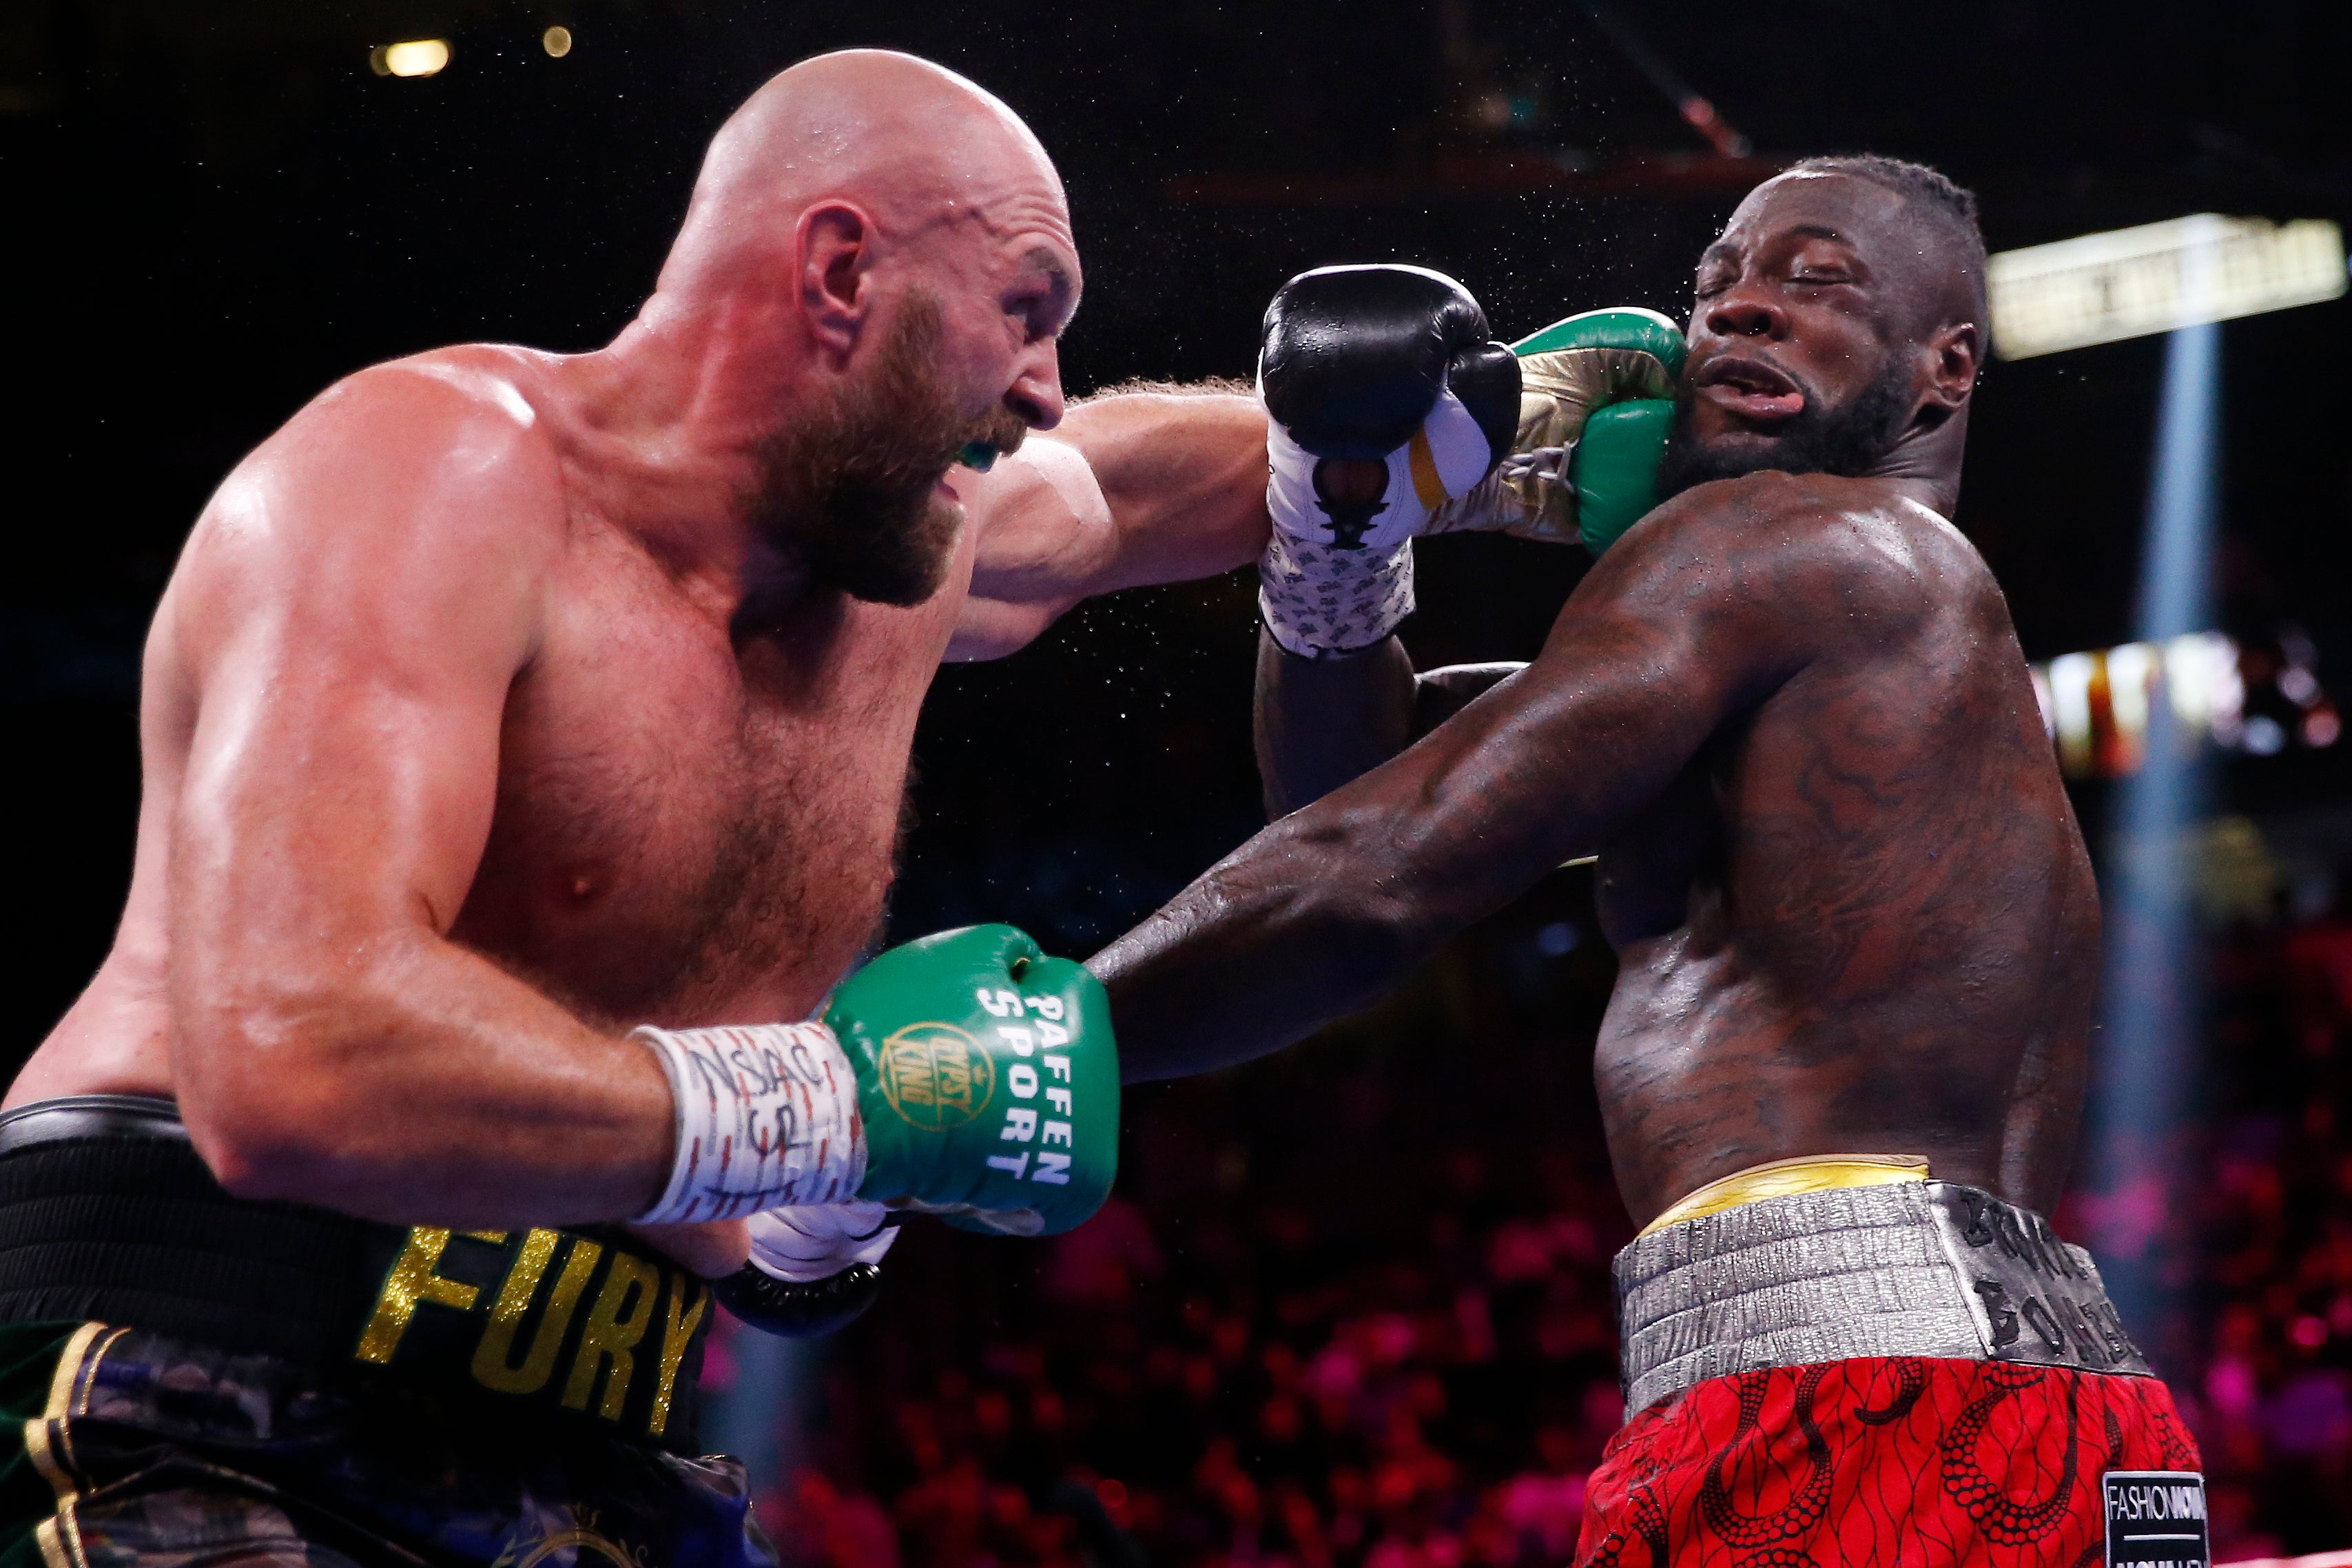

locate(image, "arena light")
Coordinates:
2085 316 2227 1348
2032 630 2336 779
371 39 451 79
1988 214 2346 360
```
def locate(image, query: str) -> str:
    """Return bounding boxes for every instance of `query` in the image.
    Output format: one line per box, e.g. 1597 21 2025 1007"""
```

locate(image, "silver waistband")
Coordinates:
1613 1180 2150 1414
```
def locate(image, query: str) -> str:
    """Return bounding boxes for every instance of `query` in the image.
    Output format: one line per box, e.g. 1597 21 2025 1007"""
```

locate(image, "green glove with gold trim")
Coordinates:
1427 307 1686 555
831 924 1118 1237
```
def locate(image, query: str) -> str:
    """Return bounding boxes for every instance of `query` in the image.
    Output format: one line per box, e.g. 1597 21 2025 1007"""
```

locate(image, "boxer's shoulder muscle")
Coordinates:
174 348 568 659
1589 471 1973 650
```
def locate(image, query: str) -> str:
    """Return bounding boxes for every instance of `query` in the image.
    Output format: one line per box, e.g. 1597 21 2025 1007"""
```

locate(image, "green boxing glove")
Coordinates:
832 925 1118 1237
1427 307 1686 556
629 925 1117 1238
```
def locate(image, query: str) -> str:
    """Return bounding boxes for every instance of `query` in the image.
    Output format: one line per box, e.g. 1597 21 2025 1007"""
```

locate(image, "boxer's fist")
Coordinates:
631 927 1115 1230
832 925 1117 1237
1260 265 1520 555
1429 307 1685 555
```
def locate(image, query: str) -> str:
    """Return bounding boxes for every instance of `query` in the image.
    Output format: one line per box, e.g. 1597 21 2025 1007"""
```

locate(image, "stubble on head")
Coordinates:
745 289 1029 608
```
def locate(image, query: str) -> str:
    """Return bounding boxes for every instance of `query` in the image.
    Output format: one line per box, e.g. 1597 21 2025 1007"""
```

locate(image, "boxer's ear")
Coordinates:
796 201 874 362
1922 318 1982 411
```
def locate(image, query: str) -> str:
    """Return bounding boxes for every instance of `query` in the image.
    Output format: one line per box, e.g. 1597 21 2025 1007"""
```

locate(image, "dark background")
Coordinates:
8 3 2352 1549
9 0 2352 1049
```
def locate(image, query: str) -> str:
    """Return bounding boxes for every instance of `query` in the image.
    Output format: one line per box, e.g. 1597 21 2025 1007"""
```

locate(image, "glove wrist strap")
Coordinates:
631 1022 868 1223
1258 532 1414 658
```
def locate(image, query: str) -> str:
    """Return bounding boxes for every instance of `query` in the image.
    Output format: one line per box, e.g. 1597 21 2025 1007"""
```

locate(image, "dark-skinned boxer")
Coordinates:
1077 157 2206 1565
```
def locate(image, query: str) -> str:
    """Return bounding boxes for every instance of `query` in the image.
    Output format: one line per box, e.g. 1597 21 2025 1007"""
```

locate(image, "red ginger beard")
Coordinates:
747 287 1031 608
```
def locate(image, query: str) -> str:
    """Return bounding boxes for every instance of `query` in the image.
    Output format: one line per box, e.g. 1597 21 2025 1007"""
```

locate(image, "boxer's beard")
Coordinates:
747 291 1029 607
1655 353 1915 500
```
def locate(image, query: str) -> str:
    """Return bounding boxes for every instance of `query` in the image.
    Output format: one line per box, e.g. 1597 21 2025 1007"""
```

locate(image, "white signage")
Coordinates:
1988 214 2345 359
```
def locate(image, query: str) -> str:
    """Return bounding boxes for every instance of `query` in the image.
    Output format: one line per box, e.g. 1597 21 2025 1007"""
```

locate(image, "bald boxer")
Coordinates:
0 51 1265 1568
1052 158 2207 1563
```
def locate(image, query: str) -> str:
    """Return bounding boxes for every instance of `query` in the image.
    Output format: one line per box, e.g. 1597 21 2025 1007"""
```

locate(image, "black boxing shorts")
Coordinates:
0 1095 772 1568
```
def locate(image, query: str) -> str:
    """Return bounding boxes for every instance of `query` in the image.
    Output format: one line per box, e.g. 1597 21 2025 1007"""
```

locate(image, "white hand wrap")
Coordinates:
1257 530 1416 657
745 1202 898 1283
631 1022 868 1224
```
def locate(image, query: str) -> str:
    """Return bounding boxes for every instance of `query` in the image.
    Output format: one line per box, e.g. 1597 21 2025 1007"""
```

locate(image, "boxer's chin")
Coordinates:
1655 424 1789 499
1657 361 1914 502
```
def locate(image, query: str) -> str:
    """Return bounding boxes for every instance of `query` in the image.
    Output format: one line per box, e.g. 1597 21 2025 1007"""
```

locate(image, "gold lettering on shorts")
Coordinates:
562 1250 659 1421
469 1228 576 1393
649 1276 709 1438
471 1235 603 1394
355 1228 488 1364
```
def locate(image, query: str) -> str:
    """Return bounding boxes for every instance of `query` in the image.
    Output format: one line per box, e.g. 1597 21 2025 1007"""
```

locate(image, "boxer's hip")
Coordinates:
1582 1155 2205 1568
3 1317 770 1568
0 1095 759 1568
1613 1155 2149 1414
1574 1356 2205 1568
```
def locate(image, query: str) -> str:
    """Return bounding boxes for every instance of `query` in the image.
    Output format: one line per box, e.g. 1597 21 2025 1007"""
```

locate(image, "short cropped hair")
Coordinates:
1785 154 1988 337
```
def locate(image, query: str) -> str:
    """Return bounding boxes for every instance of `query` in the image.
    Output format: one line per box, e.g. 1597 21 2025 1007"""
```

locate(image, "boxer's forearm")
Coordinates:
1092 815 1434 1082
1254 638 1531 820
1254 629 1415 819
175 927 674 1226
1058 387 1269 590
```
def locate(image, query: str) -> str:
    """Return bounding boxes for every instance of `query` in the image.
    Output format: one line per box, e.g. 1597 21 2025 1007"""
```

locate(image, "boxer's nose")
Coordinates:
1704 287 1787 342
1008 340 1066 431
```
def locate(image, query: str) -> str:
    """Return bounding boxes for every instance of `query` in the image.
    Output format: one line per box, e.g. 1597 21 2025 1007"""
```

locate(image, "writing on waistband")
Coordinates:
1935 1186 2142 1372
355 1227 707 1440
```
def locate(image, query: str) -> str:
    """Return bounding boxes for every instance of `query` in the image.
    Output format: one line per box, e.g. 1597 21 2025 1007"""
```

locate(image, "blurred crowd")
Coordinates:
698 874 2352 1567
2080 889 2352 1555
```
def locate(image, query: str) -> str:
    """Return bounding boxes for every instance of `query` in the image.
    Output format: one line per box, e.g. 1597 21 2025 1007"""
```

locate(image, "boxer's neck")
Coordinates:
1863 402 1967 519
553 288 832 608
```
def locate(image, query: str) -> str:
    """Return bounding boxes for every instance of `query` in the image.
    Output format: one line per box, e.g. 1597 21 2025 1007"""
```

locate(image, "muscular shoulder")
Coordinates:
170 348 570 660
1596 471 1986 645
208 347 568 564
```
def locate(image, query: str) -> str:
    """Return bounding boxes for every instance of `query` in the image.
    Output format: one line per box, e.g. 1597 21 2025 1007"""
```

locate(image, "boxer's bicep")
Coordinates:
1412 662 1528 737
167 378 557 1044
951 438 1112 659
1328 493 1855 927
955 391 1269 659
1303 619 1725 936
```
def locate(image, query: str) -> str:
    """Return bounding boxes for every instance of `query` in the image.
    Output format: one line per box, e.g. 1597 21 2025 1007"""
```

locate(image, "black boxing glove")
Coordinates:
1257 265 1519 657
711 1203 894 1337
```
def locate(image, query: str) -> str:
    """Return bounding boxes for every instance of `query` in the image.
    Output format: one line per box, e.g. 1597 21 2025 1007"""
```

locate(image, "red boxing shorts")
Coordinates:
1575 1357 2203 1567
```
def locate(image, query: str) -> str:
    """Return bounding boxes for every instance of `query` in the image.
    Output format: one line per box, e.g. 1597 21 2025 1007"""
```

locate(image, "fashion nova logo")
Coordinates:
2109 1482 2207 1522
2103 1471 2209 1568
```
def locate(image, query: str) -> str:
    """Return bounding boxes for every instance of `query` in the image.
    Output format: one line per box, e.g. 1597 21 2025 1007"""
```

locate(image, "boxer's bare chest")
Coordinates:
448 535 961 1030
1586 550 2101 1220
